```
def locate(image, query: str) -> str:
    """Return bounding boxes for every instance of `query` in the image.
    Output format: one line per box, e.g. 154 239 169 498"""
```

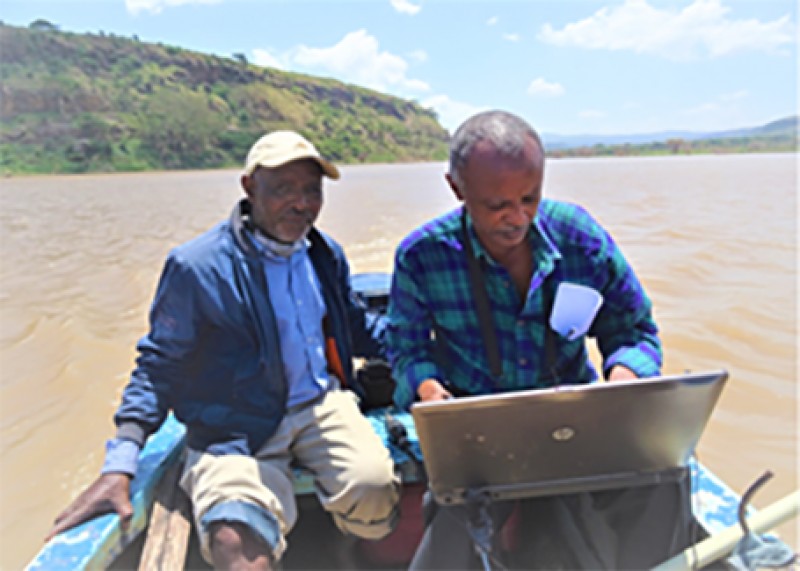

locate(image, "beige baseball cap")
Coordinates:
244 130 340 180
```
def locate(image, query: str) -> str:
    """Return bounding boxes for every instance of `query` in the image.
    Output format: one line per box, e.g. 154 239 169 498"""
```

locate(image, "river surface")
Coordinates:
0 154 797 569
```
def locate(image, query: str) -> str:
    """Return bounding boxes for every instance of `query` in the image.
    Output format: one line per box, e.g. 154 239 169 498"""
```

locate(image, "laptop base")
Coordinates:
433 466 690 506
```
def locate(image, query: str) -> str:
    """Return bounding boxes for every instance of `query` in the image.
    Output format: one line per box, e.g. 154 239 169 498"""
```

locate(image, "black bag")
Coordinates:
357 358 397 410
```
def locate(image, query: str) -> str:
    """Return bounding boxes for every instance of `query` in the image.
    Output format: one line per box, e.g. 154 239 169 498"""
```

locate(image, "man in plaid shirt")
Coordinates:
387 110 694 569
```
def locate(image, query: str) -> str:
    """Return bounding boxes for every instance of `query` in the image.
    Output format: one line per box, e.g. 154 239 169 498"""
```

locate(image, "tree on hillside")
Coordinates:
666 138 687 154
29 19 59 31
138 88 227 168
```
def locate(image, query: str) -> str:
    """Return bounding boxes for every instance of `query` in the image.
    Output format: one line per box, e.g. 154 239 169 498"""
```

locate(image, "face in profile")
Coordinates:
242 159 324 243
449 137 544 260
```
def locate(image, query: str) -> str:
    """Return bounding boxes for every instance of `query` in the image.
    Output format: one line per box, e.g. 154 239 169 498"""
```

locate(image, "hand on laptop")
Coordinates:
608 365 638 382
417 379 453 402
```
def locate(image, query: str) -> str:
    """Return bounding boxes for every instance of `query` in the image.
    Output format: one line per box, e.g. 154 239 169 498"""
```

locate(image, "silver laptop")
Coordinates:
410 370 728 505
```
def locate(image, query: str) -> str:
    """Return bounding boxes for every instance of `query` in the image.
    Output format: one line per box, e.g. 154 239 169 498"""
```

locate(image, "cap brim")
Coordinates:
315 157 340 180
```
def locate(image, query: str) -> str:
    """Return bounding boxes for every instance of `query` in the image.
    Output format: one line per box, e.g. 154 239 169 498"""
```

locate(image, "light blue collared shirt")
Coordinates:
258 238 331 408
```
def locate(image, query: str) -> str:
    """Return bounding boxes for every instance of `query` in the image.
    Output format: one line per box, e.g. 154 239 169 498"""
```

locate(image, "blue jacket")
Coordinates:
114 200 385 456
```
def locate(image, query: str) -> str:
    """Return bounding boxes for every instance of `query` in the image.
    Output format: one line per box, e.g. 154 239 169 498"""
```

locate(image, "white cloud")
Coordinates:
125 0 220 15
390 0 421 15
251 49 285 70
252 30 429 95
503 33 521 42
685 90 750 116
579 109 607 119
408 49 428 63
422 94 485 133
719 89 749 102
487 16 499 26
537 0 795 60
686 101 723 114
672 89 764 131
527 77 565 97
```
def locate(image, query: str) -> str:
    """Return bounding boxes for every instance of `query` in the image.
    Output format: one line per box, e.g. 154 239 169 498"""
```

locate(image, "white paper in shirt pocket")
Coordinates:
549 283 604 341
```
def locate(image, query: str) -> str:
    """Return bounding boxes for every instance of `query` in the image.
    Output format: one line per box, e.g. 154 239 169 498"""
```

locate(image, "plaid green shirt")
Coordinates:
387 199 662 410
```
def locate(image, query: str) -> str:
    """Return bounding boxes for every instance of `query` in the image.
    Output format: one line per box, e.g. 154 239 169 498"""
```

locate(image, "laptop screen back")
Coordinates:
410 370 728 505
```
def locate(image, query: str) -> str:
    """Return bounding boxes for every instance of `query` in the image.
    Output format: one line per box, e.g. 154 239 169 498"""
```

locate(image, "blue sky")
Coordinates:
1 0 797 135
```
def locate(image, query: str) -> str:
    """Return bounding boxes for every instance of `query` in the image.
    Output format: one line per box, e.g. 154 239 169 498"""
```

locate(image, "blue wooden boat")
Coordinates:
27 273 795 570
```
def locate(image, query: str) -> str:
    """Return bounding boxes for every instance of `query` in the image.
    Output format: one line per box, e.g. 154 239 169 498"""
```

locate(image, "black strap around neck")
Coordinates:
460 212 503 380
541 278 561 385
460 211 560 386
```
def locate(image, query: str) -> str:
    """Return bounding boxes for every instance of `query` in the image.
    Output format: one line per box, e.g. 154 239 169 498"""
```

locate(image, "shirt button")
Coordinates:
519 358 527 366
517 320 525 327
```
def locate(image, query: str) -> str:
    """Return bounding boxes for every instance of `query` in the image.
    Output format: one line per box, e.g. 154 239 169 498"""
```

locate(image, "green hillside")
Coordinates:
0 22 449 175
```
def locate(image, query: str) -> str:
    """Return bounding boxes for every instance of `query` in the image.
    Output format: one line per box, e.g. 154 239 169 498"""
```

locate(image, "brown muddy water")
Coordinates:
0 154 797 569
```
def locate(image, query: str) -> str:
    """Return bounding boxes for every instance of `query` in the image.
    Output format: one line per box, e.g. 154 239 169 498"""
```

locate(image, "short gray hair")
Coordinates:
448 110 543 186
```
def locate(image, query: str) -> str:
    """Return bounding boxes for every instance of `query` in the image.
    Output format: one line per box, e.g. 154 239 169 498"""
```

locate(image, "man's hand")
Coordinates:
45 473 133 542
608 365 638 382
417 379 452 402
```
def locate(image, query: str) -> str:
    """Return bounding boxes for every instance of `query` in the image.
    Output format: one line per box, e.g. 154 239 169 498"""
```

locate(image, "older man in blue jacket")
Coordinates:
46 131 399 570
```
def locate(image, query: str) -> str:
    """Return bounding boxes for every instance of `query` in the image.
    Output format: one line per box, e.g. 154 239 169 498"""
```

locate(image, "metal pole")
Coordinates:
652 490 800 571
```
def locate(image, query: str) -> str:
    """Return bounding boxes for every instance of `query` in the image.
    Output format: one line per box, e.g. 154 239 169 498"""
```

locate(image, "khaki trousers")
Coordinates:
180 389 400 562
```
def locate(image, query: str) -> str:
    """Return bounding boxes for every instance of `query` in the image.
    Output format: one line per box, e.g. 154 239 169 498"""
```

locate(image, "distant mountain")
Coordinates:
542 116 799 150
715 116 799 139
0 22 448 175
